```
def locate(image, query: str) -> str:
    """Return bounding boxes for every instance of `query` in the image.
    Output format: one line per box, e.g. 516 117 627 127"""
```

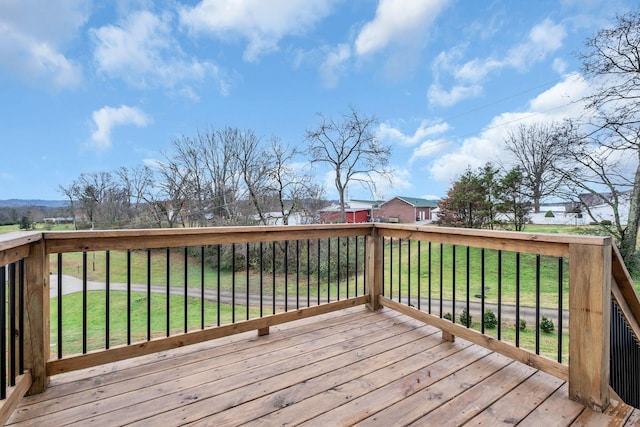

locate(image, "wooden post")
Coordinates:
23 240 49 395
257 327 269 336
366 226 382 311
568 241 611 412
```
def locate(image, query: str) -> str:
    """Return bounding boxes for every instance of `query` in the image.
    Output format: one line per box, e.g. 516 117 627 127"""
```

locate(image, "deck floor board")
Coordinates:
7 306 637 426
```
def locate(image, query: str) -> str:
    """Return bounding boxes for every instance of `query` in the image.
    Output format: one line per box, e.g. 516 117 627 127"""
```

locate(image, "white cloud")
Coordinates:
179 0 335 62
427 73 592 184
411 138 450 162
319 44 351 88
354 0 449 56
427 83 483 107
429 18 568 107
91 10 227 96
379 120 450 147
90 105 151 150
0 0 88 89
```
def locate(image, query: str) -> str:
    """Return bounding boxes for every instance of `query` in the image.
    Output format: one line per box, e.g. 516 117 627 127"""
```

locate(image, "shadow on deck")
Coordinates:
7 307 639 426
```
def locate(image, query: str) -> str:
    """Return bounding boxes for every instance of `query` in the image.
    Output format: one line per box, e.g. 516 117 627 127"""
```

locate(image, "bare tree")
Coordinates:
305 107 392 222
577 10 640 267
503 122 569 213
555 122 635 262
265 141 314 225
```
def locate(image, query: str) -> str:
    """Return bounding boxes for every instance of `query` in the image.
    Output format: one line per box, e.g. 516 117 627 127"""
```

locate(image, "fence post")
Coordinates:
366 226 382 310
568 240 611 411
23 239 49 394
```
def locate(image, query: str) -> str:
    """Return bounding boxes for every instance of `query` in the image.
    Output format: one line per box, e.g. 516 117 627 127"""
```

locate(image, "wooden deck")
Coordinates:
7 306 640 426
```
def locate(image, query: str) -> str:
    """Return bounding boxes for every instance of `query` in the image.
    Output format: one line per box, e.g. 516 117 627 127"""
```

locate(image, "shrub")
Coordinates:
483 310 497 329
459 308 472 327
600 220 612 226
541 316 554 333
544 210 555 218
519 319 526 331
443 312 453 321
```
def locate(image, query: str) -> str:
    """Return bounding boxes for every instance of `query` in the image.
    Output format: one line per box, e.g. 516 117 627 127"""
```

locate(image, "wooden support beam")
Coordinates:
23 241 49 395
569 242 611 412
257 327 269 336
366 228 382 311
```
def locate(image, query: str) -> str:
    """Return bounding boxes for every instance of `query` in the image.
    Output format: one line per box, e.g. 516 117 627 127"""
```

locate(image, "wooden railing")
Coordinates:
0 223 638 423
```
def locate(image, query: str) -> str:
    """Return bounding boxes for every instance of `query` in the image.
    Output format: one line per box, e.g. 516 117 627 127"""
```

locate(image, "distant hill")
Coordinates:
0 199 67 208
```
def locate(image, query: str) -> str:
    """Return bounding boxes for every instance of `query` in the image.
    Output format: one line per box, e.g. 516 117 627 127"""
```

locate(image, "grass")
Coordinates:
51 291 264 357
0 223 75 233
50 247 367 300
383 241 569 309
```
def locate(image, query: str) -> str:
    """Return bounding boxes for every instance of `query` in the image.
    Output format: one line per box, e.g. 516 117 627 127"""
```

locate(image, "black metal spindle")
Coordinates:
498 250 502 340
558 257 563 362
82 252 87 353
356 236 364 295
428 241 432 314
417 241 421 310
272 241 276 315
481 249 485 334
18 259 24 374
516 252 521 348
8 263 16 386
166 248 170 337
327 239 331 303
201 246 205 329
284 240 288 311
355 236 359 297
452 245 456 324
184 247 188 333
408 240 411 307
346 236 350 299
0 266 6 399
398 239 402 304
147 249 151 341
260 242 264 317
466 246 470 328
105 251 110 349
336 237 340 301
389 237 393 300
306 239 311 306
232 243 236 323
317 239 321 306
127 250 131 345
439 243 443 318
296 240 300 309
381 236 385 297
217 245 221 326
535 254 541 355
246 243 250 320
57 253 63 358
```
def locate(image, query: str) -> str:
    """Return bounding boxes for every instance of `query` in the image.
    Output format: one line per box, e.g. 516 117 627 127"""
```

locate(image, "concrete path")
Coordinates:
51 274 569 327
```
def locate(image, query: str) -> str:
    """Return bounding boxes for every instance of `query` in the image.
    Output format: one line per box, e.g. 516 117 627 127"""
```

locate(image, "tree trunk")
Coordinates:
621 159 640 269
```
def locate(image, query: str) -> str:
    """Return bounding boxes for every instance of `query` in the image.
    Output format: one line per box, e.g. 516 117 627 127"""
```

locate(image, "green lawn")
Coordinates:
51 291 264 357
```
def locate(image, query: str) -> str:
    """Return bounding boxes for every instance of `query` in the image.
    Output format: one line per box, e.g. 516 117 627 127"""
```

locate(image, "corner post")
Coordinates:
568 240 611 411
366 226 382 310
23 240 49 395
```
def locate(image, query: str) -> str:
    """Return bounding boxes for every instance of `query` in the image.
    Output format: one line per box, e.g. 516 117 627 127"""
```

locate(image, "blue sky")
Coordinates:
0 0 636 201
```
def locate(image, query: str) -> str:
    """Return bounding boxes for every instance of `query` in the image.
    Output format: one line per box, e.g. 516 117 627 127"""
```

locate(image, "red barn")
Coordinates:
319 206 370 223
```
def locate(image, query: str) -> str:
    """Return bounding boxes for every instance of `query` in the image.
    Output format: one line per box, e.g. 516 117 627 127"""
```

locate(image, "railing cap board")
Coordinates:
41 224 372 253
0 231 42 252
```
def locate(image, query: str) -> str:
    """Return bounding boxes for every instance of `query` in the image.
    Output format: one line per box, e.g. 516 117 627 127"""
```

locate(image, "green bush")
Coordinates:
600 220 612 226
483 310 497 329
443 312 453 321
459 308 472 327
519 319 526 331
541 316 554 333
544 210 555 218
